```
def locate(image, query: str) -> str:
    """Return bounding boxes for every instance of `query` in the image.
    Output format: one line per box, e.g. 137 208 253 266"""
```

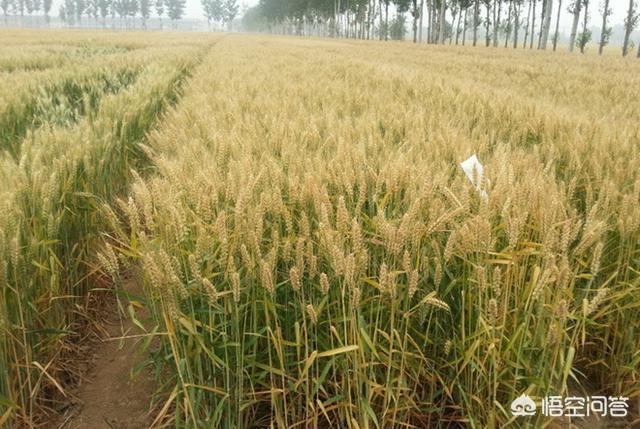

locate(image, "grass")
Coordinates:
1 30 639 428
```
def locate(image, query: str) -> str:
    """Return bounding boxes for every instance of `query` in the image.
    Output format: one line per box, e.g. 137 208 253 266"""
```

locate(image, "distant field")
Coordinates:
0 30 639 428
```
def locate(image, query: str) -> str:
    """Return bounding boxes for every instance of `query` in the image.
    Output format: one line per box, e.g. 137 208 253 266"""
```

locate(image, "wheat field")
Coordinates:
0 30 639 428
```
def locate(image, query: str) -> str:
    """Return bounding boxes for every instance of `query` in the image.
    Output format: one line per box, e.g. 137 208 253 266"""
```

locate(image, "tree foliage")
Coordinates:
166 0 185 23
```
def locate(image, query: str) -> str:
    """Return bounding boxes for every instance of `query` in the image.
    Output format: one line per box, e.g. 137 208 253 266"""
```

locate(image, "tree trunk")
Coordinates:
485 1 491 45
580 0 589 53
537 0 545 47
473 0 479 45
438 0 446 43
369 0 375 39
622 0 634 56
540 0 552 48
456 6 462 43
450 8 456 43
523 0 532 48
504 0 512 47
427 0 433 42
598 0 609 54
552 0 561 49
378 0 383 39
529 0 536 47
419 0 424 41
413 0 419 42
435 0 441 43
493 0 501 46
463 7 468 44
346 9 350 38
513 1 519 48
384 1 389 40
568 0 581 52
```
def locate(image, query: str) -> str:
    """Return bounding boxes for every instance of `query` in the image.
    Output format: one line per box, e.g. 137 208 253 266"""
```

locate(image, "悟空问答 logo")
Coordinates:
511 394 536 416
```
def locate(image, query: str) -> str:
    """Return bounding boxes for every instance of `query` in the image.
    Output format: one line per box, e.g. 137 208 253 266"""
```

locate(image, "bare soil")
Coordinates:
54 278 156 429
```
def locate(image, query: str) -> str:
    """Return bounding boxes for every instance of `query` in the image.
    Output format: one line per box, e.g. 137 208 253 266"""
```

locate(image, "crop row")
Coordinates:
0 41 211 426
106 37 640 428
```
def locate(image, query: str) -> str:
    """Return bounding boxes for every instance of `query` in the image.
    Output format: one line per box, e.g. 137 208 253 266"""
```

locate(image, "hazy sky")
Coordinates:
48 0 631 31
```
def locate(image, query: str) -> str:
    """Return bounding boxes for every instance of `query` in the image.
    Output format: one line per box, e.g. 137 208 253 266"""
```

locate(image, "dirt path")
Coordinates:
56 279 157 429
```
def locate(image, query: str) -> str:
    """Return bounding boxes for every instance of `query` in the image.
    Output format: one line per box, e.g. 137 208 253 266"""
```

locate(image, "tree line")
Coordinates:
201 0 238 30
1 0 638 57
243 0 640 56
57 0 189 28
0 0 188 27
1 0 54 24
1 0 238 29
